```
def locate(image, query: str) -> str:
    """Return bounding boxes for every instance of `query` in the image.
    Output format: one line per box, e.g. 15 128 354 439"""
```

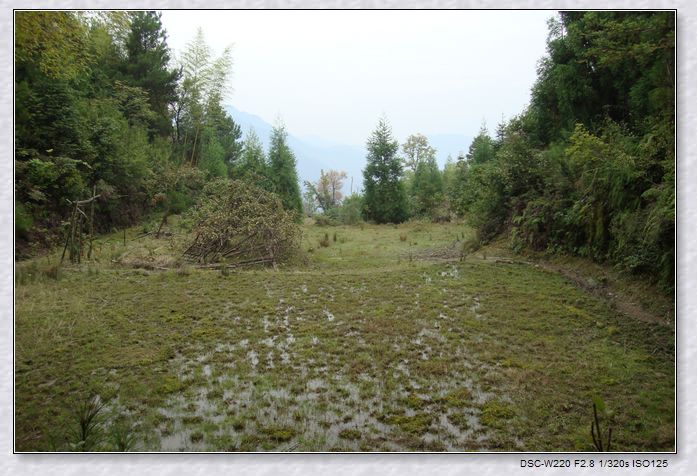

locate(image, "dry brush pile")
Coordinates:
183 179 301 268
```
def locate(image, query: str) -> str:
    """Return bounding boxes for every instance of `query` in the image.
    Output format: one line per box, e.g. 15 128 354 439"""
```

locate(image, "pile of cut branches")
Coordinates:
183 179 300 267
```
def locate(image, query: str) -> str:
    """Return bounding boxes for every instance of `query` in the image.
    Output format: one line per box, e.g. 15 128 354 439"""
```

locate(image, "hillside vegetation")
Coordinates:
14 10 675 453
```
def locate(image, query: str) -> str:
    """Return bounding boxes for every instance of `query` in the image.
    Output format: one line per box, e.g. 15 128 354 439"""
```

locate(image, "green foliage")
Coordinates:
121 11 180 137
268 122 303 220
529 11 673 143
441 155 458 209
462 11 674 289
15 201 33 237
302 182 320 217
467 124 496 165
410 154 444 218
14 11 241 256
235 129 271 188
69 394 107 451
15 11 92 81
199 127 227 179
14 11 166 248
338 194 364 225
401 133 436 172
174 27 242 171
362 118 408 224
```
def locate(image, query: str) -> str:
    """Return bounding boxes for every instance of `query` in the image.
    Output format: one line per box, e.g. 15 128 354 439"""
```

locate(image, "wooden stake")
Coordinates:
88 185 95 259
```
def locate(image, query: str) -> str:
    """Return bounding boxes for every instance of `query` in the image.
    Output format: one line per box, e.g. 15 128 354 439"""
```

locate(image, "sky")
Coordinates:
160 10 553 146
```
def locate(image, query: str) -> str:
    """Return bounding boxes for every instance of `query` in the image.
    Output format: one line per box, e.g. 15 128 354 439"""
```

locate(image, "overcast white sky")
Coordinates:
160 10 553 146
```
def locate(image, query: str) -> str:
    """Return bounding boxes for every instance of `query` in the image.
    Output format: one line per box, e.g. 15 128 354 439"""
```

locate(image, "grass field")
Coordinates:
14 220 674 451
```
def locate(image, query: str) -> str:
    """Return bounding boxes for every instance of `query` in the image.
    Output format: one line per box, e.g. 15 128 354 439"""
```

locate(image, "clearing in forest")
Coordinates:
14 220 674 451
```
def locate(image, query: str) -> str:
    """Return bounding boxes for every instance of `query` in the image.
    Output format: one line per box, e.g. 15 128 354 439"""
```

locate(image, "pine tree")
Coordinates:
362 118 408 223
467 124 496 165
235 128 272 190
121 11 180 137
268 122 303 219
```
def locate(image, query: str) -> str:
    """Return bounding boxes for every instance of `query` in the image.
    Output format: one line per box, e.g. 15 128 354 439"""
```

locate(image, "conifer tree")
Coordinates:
122 11 180 137
362 118 408 223
236 129 270 187
268 122 303 219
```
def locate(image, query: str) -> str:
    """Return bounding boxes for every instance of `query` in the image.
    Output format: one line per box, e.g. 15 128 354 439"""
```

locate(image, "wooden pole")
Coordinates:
61 203 77 264
69 202 79 263
88 185 95 259
76 211 83 264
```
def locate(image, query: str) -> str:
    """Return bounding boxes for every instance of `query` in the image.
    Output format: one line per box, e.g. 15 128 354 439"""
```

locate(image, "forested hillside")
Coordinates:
16 11 674 291
447 12 675 289
14 11 302 257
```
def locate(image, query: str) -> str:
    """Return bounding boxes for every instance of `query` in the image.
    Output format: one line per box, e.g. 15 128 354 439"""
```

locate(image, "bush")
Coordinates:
183 179 301 267
338 194 363 225
15 201 33 238
314 214 337 226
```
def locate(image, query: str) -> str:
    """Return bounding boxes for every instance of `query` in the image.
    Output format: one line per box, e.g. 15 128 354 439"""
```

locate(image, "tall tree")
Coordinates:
411 154 444 217
362 118 408 223
176 28 239 168
466 125 496 165
401 133 436 172
235 128 270 187
121 11 180 137
268 122 303 219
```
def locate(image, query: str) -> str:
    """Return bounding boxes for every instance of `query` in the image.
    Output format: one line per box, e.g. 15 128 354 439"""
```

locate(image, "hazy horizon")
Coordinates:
160 10 553 147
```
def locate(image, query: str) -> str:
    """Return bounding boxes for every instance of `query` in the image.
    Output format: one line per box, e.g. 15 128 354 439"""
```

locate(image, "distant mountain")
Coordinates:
225 105 365 194
226 106 275 144
225 105 474 195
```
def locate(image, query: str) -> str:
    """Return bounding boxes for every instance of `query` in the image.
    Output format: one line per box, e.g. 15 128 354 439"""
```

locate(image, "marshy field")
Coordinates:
14 219 674 452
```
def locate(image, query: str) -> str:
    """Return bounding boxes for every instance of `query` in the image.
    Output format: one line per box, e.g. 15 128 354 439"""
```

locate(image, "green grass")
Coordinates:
14 219 674 451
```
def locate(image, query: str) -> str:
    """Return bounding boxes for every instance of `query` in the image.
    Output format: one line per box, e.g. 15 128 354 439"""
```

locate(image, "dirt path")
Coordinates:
462 251 673 329
407 238 671 328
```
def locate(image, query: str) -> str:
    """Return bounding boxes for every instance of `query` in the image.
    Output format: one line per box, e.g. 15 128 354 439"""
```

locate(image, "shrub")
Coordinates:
314 214 337 226
183 179 301 267
338 194 363 225
15 201 33 238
